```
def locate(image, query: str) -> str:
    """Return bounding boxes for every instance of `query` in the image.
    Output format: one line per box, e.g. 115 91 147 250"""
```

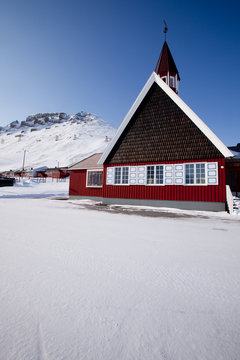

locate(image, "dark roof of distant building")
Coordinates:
228 143 240 158
228 143 240 152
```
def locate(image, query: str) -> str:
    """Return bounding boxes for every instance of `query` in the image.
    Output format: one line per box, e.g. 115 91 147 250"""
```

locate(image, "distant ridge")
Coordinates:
0 112 103 133
0 112 116 171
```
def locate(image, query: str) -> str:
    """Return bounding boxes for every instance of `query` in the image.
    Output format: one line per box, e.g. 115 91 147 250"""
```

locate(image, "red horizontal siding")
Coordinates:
69 170 103 197
103 159 226 203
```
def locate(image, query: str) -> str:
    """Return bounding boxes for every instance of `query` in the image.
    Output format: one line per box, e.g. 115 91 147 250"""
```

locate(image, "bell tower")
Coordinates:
155 24 180 94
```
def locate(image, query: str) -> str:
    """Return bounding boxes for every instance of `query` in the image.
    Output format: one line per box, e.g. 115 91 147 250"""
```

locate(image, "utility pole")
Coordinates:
22 149 27 171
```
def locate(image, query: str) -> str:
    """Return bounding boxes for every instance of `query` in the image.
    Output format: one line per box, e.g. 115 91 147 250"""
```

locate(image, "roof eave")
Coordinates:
69 166 103 171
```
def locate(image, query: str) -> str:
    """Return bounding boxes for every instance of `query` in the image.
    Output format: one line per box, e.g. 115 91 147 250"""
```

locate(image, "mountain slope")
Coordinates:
0 112 116 171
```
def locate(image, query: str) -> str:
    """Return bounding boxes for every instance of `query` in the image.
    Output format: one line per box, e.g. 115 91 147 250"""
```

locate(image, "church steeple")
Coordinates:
155 41 180 94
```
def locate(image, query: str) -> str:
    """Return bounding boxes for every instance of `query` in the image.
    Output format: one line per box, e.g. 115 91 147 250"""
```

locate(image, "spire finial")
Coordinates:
163 20 168 41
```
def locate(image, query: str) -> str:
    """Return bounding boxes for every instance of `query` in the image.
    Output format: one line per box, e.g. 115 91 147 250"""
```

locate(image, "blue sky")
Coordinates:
0 0 239 146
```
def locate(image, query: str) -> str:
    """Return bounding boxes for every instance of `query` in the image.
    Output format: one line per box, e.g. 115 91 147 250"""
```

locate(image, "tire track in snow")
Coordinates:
36 322 49 360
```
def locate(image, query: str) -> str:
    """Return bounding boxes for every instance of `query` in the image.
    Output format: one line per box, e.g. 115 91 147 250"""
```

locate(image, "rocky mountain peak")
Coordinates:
0 111 100 134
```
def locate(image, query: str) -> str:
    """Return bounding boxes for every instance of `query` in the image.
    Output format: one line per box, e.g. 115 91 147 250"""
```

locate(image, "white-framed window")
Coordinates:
196 163 206 184
106 163 218 186
147 165 164 185
114 167 121 184
185 163 206 185
86 170 103 187
156 165 164 184
147 166 154 184
161 76 167 83
169 76 175 88
185 163 194 184
114 167 129 185
122 167 129 184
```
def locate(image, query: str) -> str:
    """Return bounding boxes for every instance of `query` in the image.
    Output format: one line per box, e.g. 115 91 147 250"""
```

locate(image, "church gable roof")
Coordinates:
99 73 233 164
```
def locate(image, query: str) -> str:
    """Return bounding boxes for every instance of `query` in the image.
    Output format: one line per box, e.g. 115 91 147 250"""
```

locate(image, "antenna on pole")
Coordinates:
163 20 168 41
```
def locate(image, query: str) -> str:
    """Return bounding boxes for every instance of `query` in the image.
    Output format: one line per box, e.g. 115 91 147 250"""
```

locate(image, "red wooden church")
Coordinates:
69 40 234 211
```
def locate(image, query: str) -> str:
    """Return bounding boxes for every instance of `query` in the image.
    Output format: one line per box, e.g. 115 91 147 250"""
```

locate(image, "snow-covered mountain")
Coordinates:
0 112 116 171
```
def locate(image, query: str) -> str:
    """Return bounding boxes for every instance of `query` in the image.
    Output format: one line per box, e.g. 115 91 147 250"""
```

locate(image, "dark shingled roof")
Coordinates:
155 41 180 80
105 83 223 164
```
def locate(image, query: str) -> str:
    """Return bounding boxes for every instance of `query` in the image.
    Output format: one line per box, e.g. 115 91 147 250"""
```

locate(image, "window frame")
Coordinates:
86 169 103 188
146 165 165 186
196 163 206 185
184 163 207 186
106 162 216 187
114 167 122 185
169 76 175 88
113 166 129 185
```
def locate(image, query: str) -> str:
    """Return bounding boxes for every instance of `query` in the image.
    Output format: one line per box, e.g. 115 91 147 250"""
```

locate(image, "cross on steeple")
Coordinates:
163 20 168 41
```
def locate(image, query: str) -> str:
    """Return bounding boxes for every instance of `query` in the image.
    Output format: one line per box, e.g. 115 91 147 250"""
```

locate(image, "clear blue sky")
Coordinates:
0 0 239 146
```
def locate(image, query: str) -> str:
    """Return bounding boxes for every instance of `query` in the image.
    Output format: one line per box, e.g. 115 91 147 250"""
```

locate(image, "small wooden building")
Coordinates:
69 40 234 211
69 153 103 200
36 167 69 179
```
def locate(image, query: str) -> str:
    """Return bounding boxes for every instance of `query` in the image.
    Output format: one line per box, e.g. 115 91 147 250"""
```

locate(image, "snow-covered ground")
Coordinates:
0 178 69 198
0 181 240 360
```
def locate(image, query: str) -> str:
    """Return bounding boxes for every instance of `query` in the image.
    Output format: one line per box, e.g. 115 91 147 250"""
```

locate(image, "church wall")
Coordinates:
102 158 226 204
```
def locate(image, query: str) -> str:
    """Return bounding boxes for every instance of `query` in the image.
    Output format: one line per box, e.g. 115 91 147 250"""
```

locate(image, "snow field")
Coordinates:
0 116 115 171
0 197 240 360
0 178 69 198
